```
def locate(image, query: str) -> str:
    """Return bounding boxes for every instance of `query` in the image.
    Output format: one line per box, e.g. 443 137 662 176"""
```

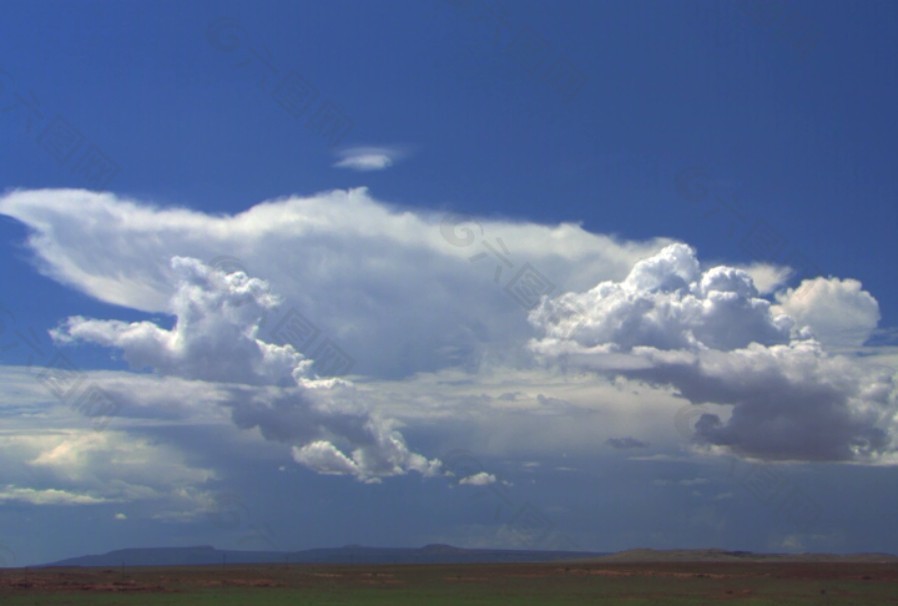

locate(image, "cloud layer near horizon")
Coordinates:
1 188 896 468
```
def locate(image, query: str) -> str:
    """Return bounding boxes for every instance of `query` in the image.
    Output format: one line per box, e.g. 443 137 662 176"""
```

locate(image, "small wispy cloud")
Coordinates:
606 437 648 450
333 146 406 172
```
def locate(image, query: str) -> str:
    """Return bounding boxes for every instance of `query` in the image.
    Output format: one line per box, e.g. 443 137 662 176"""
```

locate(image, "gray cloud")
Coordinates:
606 437 648 450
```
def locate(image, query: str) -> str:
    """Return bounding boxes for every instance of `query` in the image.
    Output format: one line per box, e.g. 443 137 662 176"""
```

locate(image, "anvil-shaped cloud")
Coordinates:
1 188 895 467
0 188 672 379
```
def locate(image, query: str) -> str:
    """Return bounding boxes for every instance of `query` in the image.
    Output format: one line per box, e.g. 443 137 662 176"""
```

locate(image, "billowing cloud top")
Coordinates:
529 244 896 463
531 243 794 353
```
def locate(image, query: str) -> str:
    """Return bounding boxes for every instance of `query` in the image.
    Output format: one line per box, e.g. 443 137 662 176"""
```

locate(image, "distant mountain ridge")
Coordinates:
589 548 898 563
36 545 898 568
39 544 607 568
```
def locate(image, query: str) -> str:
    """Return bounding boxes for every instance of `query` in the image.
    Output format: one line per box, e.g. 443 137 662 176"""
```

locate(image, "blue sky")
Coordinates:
1 0 897 565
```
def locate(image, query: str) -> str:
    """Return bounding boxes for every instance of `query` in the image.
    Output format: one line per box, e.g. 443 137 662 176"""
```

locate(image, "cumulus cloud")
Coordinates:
51 257 440 482
52 257 303 385
459 471 497 486
529 244 898 463
775 277 880 348
333 146 406 171
531 243 792 353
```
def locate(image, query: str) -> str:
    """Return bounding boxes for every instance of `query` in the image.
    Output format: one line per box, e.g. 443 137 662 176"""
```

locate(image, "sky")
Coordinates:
0 0 897 566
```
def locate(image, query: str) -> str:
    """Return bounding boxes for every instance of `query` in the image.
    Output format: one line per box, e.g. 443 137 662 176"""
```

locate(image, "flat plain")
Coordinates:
2 560 897 605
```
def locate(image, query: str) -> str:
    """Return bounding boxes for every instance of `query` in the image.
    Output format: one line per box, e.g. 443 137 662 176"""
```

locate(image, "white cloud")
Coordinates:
531 243 793 353
775 277 880 348
292 441 365 477
0 486 108 506
52 257 303 385
459 471 497 486
736 262 792 296
333 146 405 171
529 244 898 463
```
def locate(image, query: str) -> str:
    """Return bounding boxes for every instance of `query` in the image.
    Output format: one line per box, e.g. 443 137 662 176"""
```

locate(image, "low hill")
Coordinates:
37 545 898 568
40 544 608 568
581 548 898 563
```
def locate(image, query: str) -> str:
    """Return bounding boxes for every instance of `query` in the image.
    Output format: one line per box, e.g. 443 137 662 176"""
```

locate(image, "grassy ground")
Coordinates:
1 561 896 605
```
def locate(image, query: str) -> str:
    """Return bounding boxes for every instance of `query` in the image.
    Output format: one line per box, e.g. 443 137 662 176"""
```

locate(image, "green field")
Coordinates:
2 561 897 605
